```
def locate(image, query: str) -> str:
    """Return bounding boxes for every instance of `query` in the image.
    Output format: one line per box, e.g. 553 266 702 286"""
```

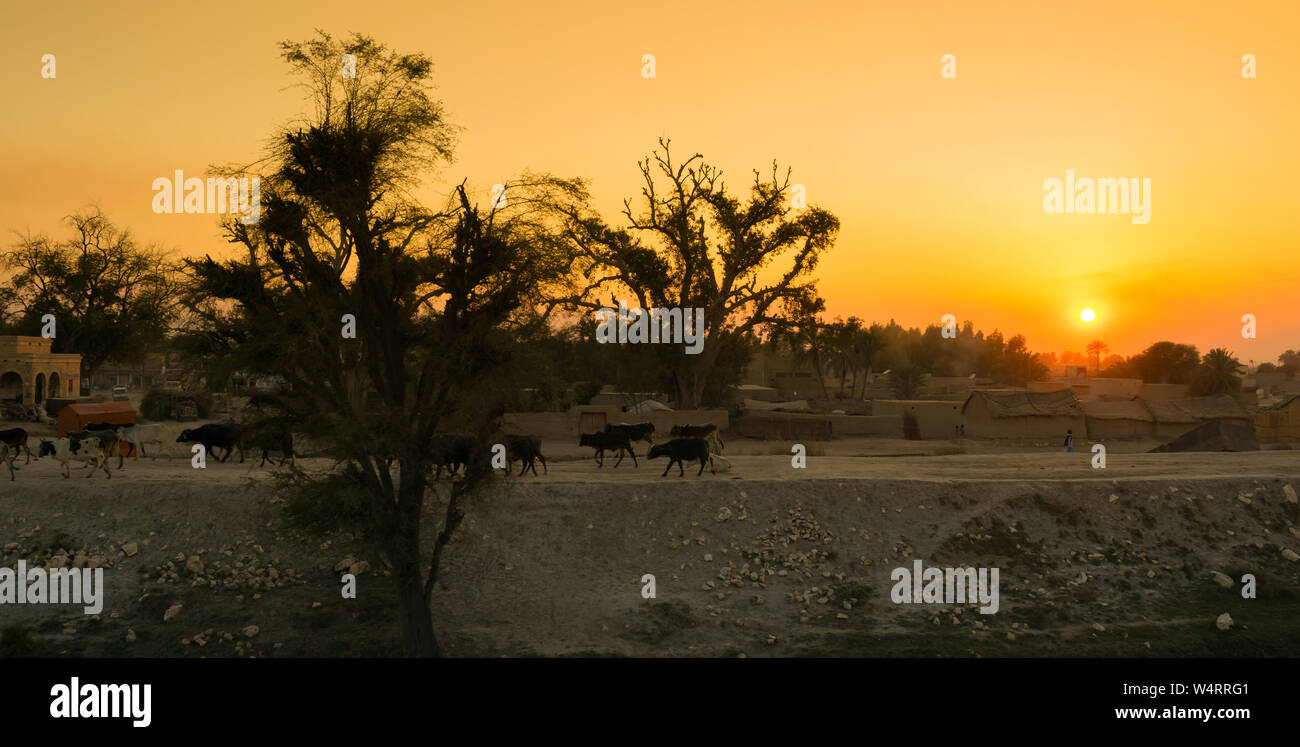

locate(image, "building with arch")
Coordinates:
0 336 82 407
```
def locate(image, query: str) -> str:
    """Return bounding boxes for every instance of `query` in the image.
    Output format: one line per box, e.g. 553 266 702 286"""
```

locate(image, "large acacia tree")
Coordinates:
1 208 178 378
180 32 578 656
553 139 840 408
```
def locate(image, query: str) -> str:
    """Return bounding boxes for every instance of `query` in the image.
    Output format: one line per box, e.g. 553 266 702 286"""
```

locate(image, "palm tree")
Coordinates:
1190 348 1245 396
886 362 930 399
1086 339 1108 374
774 318 833 400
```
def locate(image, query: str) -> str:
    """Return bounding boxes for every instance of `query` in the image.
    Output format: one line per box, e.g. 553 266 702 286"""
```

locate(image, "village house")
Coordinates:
0 335 81 406
960 389 1085 439
1255 394 1300 445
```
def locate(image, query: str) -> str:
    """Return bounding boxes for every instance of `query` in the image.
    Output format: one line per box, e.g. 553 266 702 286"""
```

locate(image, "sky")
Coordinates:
3 0 1298 364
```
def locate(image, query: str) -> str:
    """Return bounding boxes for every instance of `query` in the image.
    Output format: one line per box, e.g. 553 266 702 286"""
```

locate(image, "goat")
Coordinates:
604 421 656 445
648 438 716 477
669 423 724 453
0 427 34 464
579 431 637 468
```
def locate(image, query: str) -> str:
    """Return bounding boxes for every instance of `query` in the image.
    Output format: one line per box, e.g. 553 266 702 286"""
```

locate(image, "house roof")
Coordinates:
961 389 1081 418
1080 399 1154 422
1261 393 1300 412
1142 395 1248 423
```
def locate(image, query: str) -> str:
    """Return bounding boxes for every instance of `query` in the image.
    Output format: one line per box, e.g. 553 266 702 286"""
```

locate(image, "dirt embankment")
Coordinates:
2 459 1299 657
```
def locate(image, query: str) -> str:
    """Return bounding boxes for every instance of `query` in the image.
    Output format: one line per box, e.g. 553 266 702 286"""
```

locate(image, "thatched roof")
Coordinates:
1080 399 1153 421
961 389 1081 418
1143 395 1248 423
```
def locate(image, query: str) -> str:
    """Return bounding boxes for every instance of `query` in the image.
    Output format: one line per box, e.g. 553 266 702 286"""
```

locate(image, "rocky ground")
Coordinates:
1 448 1298 657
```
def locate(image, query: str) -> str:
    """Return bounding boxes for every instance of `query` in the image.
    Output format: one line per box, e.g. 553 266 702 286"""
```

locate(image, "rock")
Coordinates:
1215 612 1233 631
121 543 139 557
716 506 733 521
334 556 355 573
185 556 204 574
1076 571 1087 584
1237 493 1252 505
1284 484 1298 503
703 553 713 562
1290 527 1300 540
242 625 259 638
1211 572 1234 588
1092 623 1105 632
125 628 136 642
163 603 183 622
349 560 370 576
1282 548 1299 562
1109 495 1119 503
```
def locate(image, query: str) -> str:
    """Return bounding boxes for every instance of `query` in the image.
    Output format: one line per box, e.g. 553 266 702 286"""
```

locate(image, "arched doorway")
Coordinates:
48 372 61 398
34 373 45 404
0 371 22 403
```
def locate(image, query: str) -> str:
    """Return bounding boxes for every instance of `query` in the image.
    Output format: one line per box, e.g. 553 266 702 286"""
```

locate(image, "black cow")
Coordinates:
648 438 716 477
432 434 475 479
176 424 244 463
0 428 33 464
604 421 656 445
503 434 547 476
579 431 637 468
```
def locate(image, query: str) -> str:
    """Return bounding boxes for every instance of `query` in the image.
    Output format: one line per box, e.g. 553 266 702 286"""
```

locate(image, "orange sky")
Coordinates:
3 0 1297 363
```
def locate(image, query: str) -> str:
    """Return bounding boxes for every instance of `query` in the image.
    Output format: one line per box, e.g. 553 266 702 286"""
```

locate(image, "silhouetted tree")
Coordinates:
1 208 178 379
554 139 839 408
178 32 576 657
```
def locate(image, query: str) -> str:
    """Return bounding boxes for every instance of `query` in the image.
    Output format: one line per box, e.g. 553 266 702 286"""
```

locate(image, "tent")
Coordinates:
1149 420 1260 453
57 402 137 437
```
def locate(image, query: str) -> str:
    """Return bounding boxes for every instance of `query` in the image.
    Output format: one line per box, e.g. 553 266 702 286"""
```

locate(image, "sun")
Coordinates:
1080 308 1097 323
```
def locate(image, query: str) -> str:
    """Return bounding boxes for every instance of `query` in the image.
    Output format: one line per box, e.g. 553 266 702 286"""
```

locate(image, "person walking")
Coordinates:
1063 429 1074 453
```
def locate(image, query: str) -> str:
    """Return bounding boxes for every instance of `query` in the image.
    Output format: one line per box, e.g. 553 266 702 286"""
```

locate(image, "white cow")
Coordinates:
115 424 167 460
38 437 112 479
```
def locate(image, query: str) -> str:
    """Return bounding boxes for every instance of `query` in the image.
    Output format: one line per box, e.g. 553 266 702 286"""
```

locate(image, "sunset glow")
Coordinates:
3 0 1298 361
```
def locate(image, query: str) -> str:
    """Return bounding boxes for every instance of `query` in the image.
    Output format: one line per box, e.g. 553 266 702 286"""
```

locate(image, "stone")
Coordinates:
1284 484 1297 503
163 603 183 622
121 543 139 557
1282 548 1299 562
1211 572 1233 588
1215 613 1233 631
185 556 204 574
242 625 260 638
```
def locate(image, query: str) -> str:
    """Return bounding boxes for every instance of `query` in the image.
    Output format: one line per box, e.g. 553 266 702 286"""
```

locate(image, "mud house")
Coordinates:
0 335 81 406
960 389 1085 439
1081 398 1154 439
1254 394 1300 444
1142 395 1251 440
872 400 963 439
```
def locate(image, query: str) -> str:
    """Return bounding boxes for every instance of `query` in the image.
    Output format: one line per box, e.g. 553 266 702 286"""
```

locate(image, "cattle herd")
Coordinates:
0 419 728 481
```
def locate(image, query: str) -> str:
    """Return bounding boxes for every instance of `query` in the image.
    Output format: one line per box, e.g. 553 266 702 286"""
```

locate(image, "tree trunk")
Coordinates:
391 472 440 657
395 561 439 657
